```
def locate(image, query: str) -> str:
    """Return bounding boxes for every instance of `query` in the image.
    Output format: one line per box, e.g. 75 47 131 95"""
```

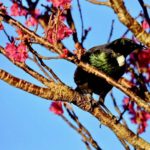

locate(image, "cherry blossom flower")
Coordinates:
123 97 150 134
60 49 69 58
46 22 73 43
49 101 64 115
0 2 7 12
137 48 150 68
25 9 40 27
25 17 38 27
5 42 17 59
10 2 27 16
5 42 28 62
47 0 71 8
0 23 4 30
15 43 28 62
142 20 150 30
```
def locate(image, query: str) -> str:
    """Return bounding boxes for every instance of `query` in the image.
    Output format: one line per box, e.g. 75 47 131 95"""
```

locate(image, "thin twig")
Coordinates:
144 4 150 9
61 115 92 150
64 104 102 150
33 56 53 81
3 28 12 42
77 0 84 43
87 0 111 7
110 92 128 127
27 43 64 84
107 19 114 43
0 46 51 87
138 0 150 27
1 69 150 149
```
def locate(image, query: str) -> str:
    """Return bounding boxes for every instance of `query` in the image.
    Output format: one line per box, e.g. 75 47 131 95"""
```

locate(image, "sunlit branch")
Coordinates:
0 69 150 149
27 45 64 84
32 56 52 81
0 69 51 99
0 11 62 54
144 4 150 9
77 62 150 113
64 104 101 150
109 0 150 47
61 115 101 150
0 46 52 87
87 0 111 7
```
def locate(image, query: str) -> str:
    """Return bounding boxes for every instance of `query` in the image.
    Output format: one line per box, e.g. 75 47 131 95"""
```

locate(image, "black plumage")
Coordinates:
74 38 143 103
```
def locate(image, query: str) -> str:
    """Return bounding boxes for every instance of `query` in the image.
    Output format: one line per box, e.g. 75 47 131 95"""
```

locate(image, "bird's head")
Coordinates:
107 38 144 57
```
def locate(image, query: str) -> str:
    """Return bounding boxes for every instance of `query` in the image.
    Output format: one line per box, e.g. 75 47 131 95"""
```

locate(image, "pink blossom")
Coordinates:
49 101 64 115
5 42 17 59
25 16 38 27
46 23 73 43
10 3 27 16
32 9 40 17
60 49 69 58
25 9 40 27
0 2 7 12
5 42 28 62
47 0 71 8
137 49 150 67
16 28 24 38
122 97 150 134
0 23 4 30
57 25 73 40
15 43 28 62
142 20 150 29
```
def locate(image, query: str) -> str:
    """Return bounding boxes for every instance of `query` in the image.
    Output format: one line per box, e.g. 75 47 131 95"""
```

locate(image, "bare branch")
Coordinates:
61 115 99 150
87 0 111 7
107 19 115 43
109 0 150 47
0 11 62 54
0 69 150 149
0 46 51 87
64 104 101 150
138 0 150 27
77 62 150 113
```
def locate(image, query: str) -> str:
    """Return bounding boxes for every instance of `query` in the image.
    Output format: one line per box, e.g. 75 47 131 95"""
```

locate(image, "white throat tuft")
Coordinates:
116 55 125 67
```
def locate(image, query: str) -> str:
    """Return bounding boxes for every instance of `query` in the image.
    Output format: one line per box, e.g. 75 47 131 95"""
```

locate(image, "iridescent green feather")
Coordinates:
89 52 118 75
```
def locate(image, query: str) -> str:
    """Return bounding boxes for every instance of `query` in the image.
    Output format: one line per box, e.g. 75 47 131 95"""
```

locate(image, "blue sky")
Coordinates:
0 0 150 150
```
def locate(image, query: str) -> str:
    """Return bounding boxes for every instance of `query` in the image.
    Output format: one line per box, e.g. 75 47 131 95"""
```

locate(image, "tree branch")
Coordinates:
0 69 150 149
0 46 51 87
0 11 61 54
87 0 111 7
77 62 150 113
109 0 150 47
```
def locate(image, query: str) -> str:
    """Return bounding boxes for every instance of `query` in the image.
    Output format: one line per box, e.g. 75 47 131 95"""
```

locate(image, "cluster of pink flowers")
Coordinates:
47 0 71 8
46 22 73 43
5 42 28 62
25 9 40 27
129 48 150 83
10 2 40 27
10 2 27 16
46 14 73 44
49 101 64 115
123 97 150 134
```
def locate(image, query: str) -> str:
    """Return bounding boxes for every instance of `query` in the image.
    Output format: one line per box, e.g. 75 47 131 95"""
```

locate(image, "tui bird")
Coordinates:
74 38 143 105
